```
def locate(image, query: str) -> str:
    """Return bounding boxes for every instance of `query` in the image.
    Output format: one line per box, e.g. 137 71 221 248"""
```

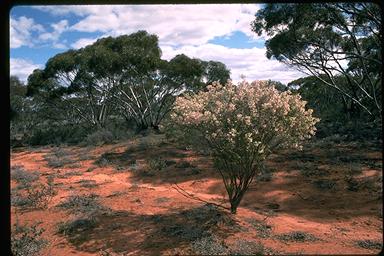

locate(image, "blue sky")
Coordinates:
10 4 304 83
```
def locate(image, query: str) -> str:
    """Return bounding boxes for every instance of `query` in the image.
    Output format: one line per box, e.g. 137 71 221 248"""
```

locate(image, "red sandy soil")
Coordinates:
10 134 383 255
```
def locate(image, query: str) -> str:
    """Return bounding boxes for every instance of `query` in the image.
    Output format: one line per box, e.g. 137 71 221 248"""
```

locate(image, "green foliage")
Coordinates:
28 125 90 146
289 76 346 120
147 157 169 171
203 61 231 86
312 179 337 191
12 181 56 209
57 217 97 236
11 166 39 186
169 80 318 214
76 179 98 188
44 150 76 168
94 153 111 167
277 231 318 242
84 129 115 146
24 30 231 137
252 3 382 118
245 218 273 238
57 194 110 216
175 160 194 169
356 240 382 250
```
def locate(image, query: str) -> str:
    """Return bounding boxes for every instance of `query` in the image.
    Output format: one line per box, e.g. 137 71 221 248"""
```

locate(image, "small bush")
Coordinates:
175 161 194 168
94 153 111 167
86 167 96 172
51 147 70 157
190 235 229 255
162 224 207 242
76 179 98 188
155 197 171 204
298 162 329 177
12 182 56 209
256 165 274 182
345 175 360 191
78 153 95 161
114 166 126 172
56 170 83 179
57 217 97 236
138 135 164 149
57 194 110 216
140 169 156 177
44 153 76 168
84 129 115 146
190 167 202 175
11 222 47 256
356 240 382 250
348 164 363 175
106 191 126 198
229 240 266 256
129 161 138 171
28 125 88 146
129 182 140 191
148 157 169 171
11 166 39 185
169 80 319 214
11 194 31 208
277 231 317 242
245 218 272 238
312 179 336 190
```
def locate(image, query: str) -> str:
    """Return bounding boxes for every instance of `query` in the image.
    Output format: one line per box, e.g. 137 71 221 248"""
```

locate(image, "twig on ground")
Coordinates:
295 192 309 200
172 183 230 211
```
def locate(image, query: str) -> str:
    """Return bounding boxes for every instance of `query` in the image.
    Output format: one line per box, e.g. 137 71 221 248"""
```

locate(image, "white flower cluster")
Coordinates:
171 80 320 160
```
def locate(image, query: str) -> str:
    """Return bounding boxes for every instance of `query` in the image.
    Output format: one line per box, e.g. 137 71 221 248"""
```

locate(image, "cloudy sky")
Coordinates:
10 4 305 84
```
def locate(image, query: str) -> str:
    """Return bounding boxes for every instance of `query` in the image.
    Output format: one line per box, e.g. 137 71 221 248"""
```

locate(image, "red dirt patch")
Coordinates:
11 135 383 255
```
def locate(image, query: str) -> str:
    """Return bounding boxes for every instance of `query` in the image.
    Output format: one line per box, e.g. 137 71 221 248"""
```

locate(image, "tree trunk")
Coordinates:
230 203 238 214
230 198 242 214
229 184 249 214
151 123 160 132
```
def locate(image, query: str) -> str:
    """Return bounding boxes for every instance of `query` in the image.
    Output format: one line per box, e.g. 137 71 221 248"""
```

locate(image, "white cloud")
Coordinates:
33 5 113 17
21 5 304 84
160 43 305 84
10 58 42 82
10 16 45 48
38 19 69 48
38 4 264 46
70 37 98 49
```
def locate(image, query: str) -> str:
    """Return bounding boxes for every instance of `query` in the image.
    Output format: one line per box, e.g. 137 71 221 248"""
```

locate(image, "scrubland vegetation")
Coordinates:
10 3 382 255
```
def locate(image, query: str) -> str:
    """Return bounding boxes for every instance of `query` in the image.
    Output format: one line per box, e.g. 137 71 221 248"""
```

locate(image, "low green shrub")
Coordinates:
148 157 169 171
57 217 97 236
276 231 317 242
12 182 56 209
83 129 115 146
245 218 272 238
356 240 382 250
11 222 47 256
175 161 194 169
11 166 39 186
57 194 110 216
190 235 229 255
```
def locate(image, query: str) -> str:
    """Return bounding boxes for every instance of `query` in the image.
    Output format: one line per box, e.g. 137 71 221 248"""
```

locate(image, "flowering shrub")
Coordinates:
169 80 319 213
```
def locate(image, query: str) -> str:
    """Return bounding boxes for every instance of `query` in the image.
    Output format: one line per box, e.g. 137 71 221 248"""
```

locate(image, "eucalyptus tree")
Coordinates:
252 3 382 118
27 30 231 131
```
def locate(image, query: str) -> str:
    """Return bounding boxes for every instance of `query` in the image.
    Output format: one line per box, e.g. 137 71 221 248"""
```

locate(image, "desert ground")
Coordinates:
11 134 383 255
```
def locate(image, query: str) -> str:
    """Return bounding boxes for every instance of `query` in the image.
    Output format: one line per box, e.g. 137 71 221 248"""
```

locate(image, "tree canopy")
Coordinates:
27 30 231 131
252 3 382 119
